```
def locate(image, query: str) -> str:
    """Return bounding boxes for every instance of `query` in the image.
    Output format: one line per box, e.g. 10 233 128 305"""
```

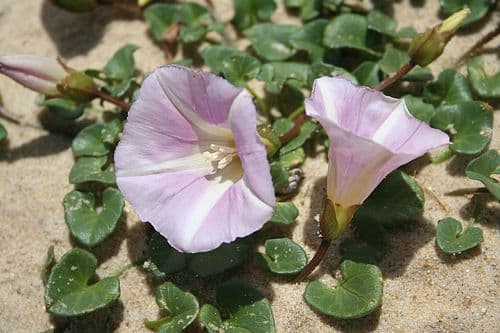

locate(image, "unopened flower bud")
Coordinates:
50 0 97 12
0 55 68 96
58 71 97 103
257 124 281 157
409 8 471 66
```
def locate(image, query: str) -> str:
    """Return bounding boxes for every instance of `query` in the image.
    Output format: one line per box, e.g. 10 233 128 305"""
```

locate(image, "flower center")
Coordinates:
202 143 237 171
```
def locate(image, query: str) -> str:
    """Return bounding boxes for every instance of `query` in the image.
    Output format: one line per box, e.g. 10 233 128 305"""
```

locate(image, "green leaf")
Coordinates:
340 239 379 265
436 218 483 254
148 232 188 277
467 56 500 98
178 3 216 43
423 69 473 106
378 47 409 75
270 162 289 190
304 260 383 319
245 23 300 61
201 45 241 74
43 98 85 120
440 0 494 26
41 246 56 286
72 120 122 157
430 101 493 155
466 150 500 200
279 148 305 169
143 4 180 41
200 280 275 333
222 53 261 87
231 0 276 30
290 19 328 62
0 122 7 141
268 202 299 225
323 14 381 57
69 156 116 184
259 62 311 94
144 282 199 333
352 170 425 227
63 188 124 247
404 95 436 123
280 121 316 155
44 248 120 316
257 238 307 274
367 10 397 37
353 61 380 88
103 44 139 80
354 219 389 252
272 118 294 136
397 26 417 38
284 0 321 21
148 233 255 278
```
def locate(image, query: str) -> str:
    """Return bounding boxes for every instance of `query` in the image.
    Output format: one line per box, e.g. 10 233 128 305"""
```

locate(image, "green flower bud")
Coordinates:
50 0 97 13
257 124 281 158
409 8 471 66
58 72 97 103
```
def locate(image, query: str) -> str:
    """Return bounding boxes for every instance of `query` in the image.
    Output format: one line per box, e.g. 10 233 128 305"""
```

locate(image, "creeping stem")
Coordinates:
455 22 500 67
375 62 416 91
292 239 331 283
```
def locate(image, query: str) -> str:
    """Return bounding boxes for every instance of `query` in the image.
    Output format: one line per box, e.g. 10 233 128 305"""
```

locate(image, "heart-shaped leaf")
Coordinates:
103 44 138 81
69 156 116 184
148 233 254 278
436 218 483 254
323 14 381 57
423 69 473 106
290 19 328 62
144 282 199 333
353 61 380 88
178 3 216 43
440 0 494 26
221 53 261 87
340 239 380 265
352 170 425 227
466 149 500 200
367 10 397 37
430 101 493 155
259 62 311 93
404 95 436 123
354 218 389 252
268 202 299 225
43 98 85 120
304 260 383 319
231 0 277 31
245 24 300 61
44 248 120 316
201 45 242 75
200 280 275 333
63 188 124 247
467 56 500 98
143 3 180 42
378 47 431 81
72 120 122 157
257 238 307 274
284 0 321 21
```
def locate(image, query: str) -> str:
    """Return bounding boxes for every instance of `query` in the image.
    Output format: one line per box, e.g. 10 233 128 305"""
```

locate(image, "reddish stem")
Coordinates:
292 239 331 283
375 62 416 91
279 113 306 143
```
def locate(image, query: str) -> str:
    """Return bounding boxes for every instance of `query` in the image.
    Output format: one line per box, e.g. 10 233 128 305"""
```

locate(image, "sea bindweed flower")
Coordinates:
305 77 449 239
0 55 68 95
115 65 275 253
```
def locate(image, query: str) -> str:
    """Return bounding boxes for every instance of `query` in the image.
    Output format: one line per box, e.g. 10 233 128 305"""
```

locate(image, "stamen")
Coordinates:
203 143 237 171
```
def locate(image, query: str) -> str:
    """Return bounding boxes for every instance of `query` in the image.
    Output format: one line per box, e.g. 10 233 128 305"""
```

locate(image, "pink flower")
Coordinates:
305 77 449 238
115 65 275 253
0 55 67 95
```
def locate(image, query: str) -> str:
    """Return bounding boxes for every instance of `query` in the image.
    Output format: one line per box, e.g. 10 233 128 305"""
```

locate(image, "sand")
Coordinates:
0 1 498 332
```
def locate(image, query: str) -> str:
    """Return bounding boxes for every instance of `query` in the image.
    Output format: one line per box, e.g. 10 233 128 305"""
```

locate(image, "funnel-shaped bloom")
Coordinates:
306 77 449 238
115 65 275 253
0 55 68 95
